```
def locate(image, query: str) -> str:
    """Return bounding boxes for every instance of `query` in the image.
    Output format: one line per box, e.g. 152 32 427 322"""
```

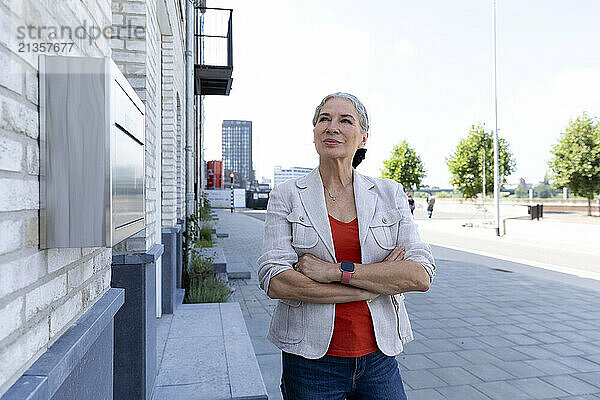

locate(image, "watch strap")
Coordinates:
340 261 354 284
341 271 352 284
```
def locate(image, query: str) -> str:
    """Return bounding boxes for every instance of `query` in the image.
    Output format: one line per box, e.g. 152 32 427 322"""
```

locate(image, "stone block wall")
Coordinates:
0 0 113 395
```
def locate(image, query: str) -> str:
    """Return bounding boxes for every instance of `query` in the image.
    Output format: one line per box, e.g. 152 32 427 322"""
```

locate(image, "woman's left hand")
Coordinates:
294 254 338 283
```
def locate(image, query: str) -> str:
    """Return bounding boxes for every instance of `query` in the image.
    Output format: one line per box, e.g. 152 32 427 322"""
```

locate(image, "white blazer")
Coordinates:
257 167 435 358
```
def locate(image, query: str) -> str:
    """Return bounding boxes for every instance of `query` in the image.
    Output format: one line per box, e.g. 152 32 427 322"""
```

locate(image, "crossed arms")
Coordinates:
268 247 430 304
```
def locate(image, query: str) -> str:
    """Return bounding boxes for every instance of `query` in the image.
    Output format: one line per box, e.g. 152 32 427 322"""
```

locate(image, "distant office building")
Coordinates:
206 160 223 189
222 120 253 188
274 166 313 187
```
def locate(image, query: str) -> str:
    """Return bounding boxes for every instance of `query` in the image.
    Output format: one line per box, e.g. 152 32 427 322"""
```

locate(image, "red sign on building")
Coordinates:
206 160 223 188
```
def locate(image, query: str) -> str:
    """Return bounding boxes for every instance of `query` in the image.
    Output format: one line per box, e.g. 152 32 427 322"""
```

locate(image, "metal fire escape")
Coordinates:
194 7 233 95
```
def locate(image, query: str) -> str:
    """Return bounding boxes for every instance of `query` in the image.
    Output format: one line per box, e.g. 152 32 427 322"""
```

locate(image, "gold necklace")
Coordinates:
323 184 337 201
323 181 351 201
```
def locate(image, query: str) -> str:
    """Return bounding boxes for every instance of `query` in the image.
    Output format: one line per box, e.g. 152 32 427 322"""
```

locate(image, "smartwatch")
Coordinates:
340 261 355 284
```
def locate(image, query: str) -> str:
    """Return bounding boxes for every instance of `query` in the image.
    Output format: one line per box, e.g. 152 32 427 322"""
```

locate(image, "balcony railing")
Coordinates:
194 7 233 95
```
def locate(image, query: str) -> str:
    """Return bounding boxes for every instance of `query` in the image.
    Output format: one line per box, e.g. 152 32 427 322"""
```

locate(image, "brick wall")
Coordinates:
176 92 185 220
161 36 177 227
0 0 113 395
111 0 162 253
161 0 186 228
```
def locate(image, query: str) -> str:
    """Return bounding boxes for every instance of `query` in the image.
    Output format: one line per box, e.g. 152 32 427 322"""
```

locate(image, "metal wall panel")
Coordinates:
40 56 145 248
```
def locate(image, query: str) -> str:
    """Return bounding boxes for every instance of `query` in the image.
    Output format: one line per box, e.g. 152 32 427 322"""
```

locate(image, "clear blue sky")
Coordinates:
203 0 600 187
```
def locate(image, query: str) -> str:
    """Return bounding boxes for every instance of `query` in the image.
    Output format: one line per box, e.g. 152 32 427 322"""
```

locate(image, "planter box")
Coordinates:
195 246 227 273
200 220 216 234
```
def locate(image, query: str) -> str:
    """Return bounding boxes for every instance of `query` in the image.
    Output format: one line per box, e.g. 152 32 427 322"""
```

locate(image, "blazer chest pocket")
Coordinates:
270 299 305 343
286 209 318 249
369 209 402 250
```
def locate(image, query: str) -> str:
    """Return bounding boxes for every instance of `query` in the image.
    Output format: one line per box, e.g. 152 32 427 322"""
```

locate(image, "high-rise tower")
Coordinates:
222 120 253 188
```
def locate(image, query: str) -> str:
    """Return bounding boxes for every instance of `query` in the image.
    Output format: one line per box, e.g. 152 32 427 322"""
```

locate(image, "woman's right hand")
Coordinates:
384 246 405 262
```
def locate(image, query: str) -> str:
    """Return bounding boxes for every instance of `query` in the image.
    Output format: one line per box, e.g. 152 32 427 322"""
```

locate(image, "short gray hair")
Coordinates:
312 92 370 134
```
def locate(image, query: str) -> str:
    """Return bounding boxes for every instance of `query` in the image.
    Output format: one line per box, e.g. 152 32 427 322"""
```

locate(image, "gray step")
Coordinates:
176 289 185 306
153 303 268 400
227 262 251 280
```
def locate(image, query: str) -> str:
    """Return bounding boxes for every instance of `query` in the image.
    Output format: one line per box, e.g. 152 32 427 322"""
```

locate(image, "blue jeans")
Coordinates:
281 351 408 400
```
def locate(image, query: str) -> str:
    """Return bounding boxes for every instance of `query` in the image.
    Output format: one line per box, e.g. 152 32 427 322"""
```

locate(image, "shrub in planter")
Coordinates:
183 251 230 303
186 275 229 303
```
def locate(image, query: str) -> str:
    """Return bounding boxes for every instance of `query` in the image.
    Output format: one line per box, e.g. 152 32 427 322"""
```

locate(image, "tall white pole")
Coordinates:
483 150 486 203
492 0 501 236
483 150 487 222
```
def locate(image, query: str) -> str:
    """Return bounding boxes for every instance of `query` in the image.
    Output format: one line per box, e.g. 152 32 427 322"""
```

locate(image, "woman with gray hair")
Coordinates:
258 92 435 399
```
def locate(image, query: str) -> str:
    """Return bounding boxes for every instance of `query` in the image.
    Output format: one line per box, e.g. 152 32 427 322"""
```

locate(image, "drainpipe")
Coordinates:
185 0 195 218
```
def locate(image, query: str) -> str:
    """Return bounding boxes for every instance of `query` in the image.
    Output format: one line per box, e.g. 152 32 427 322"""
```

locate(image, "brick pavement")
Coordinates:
214 208 600 400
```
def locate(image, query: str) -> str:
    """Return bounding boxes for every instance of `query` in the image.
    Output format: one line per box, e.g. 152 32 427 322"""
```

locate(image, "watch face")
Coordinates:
341 261 354 273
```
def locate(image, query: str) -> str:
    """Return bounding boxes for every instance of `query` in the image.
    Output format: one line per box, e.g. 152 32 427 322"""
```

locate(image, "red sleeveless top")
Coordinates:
326 215 378 357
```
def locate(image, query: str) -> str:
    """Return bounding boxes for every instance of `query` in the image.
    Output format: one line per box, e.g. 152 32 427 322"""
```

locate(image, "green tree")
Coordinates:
534 176 553 199
548 113 600 215
446 124 516 198
515 183 528 198
381 140 426 191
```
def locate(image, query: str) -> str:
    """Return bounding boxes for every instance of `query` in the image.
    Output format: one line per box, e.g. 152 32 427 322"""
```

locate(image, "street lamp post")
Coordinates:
482 149 486 203
492 0 501 236
230 173 234 213
482 149 487 222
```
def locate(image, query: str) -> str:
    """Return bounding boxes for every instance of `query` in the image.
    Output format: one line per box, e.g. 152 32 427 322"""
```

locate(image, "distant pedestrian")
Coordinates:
258 92 435 400
426 193 435 218
407 193 415 215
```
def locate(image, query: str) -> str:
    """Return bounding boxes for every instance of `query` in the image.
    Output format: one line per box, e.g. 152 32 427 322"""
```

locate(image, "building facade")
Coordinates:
222 120 253 188
206 160 223 189
0 0 226 398
273 166 313 187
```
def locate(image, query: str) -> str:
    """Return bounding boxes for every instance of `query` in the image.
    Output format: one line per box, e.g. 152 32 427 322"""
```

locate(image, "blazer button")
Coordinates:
382 217 387 224
299 215 305 222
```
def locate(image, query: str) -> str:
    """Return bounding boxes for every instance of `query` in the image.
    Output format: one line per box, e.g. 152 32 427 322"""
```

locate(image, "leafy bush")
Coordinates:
188 252 215 281
191 223 213 249
183 208 214 268
195 239 213 248
185 275 229 303
183 251 230 303
199 224 212 241
181 203 226 303
199 193 212 221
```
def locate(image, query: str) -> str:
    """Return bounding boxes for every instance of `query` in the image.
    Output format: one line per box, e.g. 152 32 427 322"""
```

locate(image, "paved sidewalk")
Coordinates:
214 208 600 400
